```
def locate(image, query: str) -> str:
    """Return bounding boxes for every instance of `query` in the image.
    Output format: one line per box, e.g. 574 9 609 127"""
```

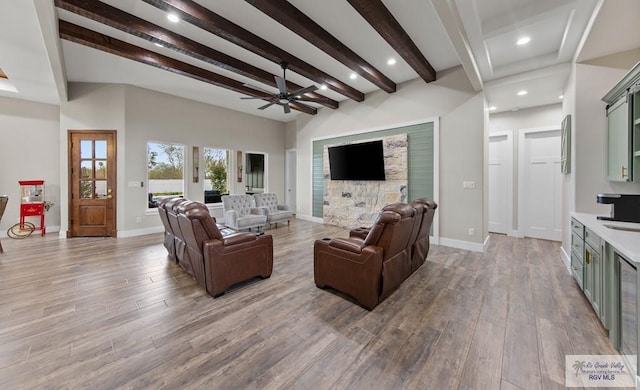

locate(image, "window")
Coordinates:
147 142 184 208
203 148 230 203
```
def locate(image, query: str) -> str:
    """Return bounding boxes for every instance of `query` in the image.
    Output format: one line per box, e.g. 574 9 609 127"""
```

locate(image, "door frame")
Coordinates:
285 148 296 213
517 125 561 239
488 131 514 236
67 130 117 237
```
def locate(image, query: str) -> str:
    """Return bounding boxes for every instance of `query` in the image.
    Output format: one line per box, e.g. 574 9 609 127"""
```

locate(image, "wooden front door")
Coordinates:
69 130 117 237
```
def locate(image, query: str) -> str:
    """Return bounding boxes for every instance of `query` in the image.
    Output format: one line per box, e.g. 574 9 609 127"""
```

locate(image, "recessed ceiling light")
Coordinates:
517 90 528 96
154 43 164 48
320 84 328 90
489 106 497 111
349 73 357 80
559 95 564 99
516 37 530 45
167 14 179 23
387 58 396 66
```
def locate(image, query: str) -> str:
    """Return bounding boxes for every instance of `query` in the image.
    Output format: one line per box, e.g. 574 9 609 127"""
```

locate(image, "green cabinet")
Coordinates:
570 219 584 289
570 218 607 326
584 227 602 319
603 62 640 182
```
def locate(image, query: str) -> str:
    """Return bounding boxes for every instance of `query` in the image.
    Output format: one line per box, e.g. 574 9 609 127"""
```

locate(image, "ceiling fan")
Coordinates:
241 62 317 114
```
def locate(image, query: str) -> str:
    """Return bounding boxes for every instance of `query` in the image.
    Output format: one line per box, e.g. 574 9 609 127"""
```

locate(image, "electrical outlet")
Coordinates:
468 228 475 236
136 216 142 224
463 181 476 189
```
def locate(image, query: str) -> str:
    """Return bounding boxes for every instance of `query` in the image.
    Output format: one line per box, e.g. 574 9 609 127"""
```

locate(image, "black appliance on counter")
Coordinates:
596 193 640 223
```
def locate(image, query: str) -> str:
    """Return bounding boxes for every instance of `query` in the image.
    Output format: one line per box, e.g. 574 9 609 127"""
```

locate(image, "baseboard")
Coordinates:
295 214 324 224
117 225 164 238
560 246 571 273
437 236 487 253
510 229 522 238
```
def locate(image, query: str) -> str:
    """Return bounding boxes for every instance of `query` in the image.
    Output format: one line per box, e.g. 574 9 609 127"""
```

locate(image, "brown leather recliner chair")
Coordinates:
166 197 189 263
410 198 438 271
349 198 438 272
314 203 416 310
157 197 179 260
177 200 274 297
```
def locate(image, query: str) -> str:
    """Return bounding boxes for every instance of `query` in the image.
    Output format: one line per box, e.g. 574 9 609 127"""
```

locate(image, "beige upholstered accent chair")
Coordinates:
253 193 293 228
221 194 267 231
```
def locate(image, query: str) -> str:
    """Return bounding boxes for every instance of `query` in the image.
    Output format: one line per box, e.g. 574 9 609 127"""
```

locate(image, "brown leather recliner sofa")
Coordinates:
314 199 437 310
176 200 273 297
157 197 189 261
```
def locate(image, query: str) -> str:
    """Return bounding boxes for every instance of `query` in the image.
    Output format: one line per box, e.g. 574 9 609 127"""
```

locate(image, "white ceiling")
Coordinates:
0 0 635 120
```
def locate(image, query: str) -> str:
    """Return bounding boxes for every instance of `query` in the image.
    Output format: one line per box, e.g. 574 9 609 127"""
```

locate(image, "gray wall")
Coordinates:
0 96 60 235
561 58 640 259
296 65 487 248
58 83 286 236
489 103 563 231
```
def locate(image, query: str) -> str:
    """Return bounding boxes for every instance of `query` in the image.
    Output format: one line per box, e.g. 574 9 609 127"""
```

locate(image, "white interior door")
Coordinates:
285 149 296 213
519 128 562 241
488 133 512 234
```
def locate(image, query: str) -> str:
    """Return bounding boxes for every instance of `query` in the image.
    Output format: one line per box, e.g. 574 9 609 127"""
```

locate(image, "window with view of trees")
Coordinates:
203 148 230 204
147 142 184 208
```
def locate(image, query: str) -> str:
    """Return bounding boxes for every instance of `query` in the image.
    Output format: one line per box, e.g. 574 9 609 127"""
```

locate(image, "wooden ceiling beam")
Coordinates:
346 0 436 83
55 0 337 109
245 0 396 93
142 0 365 102
58 20 317 115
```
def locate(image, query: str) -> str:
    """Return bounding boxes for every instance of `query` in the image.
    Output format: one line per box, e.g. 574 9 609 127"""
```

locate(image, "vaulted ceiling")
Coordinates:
1 0 636 121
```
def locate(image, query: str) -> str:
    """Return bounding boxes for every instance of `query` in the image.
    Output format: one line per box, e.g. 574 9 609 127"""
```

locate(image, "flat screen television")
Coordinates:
328 140 386 180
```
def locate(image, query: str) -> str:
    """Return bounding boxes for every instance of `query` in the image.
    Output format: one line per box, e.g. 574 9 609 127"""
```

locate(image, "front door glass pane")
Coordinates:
81 140 93 159
95 181 107 198
95 160 107 179
81 161 93 179
80 181 94 199
95 141 107 159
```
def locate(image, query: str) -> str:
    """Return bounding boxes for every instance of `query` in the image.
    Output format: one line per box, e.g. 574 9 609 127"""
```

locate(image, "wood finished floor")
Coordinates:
0 219 618 389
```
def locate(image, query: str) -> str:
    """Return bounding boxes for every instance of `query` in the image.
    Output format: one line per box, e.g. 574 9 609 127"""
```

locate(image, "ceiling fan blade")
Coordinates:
291 85 317 97
258 102 276 110
275 76 287 94
243 83 274 95
283 102 291 114
240 96 268 100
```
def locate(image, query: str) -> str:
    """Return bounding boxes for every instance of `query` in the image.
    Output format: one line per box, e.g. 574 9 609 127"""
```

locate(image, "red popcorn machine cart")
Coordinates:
19 180 46 236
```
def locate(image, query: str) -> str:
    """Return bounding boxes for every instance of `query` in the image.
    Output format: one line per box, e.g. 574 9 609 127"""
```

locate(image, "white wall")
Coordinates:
0 96 60 236
490 104 563 134
574 63 640 216
295 66 487 249
124 85 286 232
489 103 563 232
561 59 640 262
57 83 286 236
59 83 126 237
562 64 577 259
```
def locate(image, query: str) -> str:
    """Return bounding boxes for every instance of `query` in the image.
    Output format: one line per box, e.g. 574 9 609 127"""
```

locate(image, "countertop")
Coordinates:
572 212 640 263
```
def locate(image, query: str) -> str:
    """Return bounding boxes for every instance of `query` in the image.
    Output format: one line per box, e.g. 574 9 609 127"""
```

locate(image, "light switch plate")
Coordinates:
463 181 476 189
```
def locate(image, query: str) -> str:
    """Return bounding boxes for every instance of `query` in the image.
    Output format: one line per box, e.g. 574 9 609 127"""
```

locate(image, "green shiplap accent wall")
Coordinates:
312 122 434 218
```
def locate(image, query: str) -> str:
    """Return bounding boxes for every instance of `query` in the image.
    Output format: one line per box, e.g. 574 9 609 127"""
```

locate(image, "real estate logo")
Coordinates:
565 355 636 387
